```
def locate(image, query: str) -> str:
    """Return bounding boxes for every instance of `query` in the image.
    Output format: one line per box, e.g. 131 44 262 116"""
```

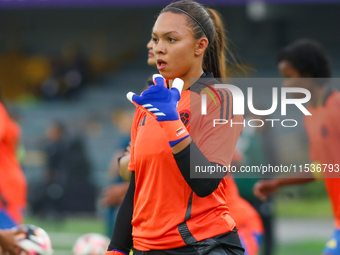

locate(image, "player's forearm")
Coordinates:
275 172 315 187
174 141 224 197
107 172 135 254
171 136 191 154
119 154 132 182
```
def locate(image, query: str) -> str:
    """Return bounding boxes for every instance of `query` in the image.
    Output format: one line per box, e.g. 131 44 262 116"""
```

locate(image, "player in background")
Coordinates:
116 39 156 181
228 150 264 255
106 0 244 254
102 109 133 237
101 39 155 210
0 92 27 254
253 39 340 255
0 94 27 230
116 39 157 182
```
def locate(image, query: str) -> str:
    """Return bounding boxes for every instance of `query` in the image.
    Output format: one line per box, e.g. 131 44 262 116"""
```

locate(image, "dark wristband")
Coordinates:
173 141 225 197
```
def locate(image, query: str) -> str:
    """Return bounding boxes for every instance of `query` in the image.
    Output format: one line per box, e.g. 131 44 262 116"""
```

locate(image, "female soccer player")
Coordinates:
254 39 340 255
106 1 244 254
0 95 27 230
116 8 263 255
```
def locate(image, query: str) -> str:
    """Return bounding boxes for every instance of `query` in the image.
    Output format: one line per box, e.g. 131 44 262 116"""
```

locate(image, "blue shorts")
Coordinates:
0 209 16 229
239 231 263 255
323 229 340 255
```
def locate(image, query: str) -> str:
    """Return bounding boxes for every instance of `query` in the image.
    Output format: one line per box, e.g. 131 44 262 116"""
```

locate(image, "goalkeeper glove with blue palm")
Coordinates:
127 74 189 147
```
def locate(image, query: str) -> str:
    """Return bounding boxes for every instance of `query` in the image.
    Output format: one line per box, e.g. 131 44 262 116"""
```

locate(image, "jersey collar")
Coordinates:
188 73 219 94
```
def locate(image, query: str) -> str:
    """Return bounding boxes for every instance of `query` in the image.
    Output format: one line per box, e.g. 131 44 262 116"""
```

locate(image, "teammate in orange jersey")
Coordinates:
0 96 27 229
106 1 244 254
254 39 340 255
228 150 264 255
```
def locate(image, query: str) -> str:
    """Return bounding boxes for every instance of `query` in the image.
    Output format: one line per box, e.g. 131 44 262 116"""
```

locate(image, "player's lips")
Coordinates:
157 59 167 71
148 51 154 58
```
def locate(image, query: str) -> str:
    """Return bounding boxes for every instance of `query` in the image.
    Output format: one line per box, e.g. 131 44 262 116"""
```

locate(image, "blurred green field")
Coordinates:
24 216 105 234
277 197 332 218
276 240 327 255
24 197 332 255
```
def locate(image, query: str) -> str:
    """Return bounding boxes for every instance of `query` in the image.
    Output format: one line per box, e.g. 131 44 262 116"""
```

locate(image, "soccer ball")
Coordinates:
13 224 53 255
73 233 110 255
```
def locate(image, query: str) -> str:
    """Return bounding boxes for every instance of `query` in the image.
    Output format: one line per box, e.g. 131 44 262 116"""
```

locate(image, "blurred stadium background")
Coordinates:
1 0 340 254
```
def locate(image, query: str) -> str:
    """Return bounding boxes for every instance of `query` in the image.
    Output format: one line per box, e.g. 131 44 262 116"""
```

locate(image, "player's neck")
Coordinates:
169 67 204 92
310 85 329 107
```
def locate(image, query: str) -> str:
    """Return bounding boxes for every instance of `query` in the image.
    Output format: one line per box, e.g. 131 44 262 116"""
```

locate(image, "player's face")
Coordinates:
147 38 156 67
152 12 197 80
278 60 301 79
278 60 310 99
46 126 62 142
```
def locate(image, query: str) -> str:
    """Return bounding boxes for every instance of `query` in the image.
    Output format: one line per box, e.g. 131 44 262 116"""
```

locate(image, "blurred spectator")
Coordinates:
101 109 133 237
63 135 97 214
30 122 96 219
31 122 69 219
42 44 91 100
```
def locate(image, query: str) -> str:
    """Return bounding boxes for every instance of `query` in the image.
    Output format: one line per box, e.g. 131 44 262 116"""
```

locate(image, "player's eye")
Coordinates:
168 37 176 42
152 37 158 43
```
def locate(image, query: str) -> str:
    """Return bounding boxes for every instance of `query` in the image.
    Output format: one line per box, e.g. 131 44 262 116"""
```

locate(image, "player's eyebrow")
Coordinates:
152 31 180 37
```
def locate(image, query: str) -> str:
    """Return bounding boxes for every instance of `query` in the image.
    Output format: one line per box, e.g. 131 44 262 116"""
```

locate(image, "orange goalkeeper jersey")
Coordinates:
304 89 340 228
128 74 243 251
0 102 27 224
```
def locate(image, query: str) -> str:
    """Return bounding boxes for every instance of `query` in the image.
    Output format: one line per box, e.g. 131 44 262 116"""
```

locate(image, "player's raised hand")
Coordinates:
126 74 188 147
253 179 280 201
126 74 184 122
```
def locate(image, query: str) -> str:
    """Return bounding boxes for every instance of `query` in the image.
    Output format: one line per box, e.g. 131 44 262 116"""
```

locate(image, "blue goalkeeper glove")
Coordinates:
127 74 189 147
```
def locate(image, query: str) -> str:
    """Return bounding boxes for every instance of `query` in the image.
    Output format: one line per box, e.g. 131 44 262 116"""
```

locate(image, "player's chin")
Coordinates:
148 59 157 67
158 69 177 81
158 70 170 80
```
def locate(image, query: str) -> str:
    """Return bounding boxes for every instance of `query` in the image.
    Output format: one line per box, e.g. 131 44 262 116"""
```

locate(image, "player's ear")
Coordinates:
194 37 209 56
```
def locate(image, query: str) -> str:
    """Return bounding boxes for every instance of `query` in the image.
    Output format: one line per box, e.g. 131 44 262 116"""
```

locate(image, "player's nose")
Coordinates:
154 40 166 55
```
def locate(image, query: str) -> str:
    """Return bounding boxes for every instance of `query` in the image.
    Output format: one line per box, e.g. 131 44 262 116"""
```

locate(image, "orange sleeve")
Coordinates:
194 89 243 167
303 114 318 162
232 148 243 162
128 109 139 172
308 142 318 162
128 108 147 171
0 103 8 141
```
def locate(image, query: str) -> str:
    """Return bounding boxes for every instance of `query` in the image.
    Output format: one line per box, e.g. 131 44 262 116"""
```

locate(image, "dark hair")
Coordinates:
277 39 332 81
160 0 228 78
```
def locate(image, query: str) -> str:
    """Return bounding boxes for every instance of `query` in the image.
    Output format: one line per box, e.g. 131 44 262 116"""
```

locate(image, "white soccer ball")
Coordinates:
73 233 110 255
13 224 53 255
